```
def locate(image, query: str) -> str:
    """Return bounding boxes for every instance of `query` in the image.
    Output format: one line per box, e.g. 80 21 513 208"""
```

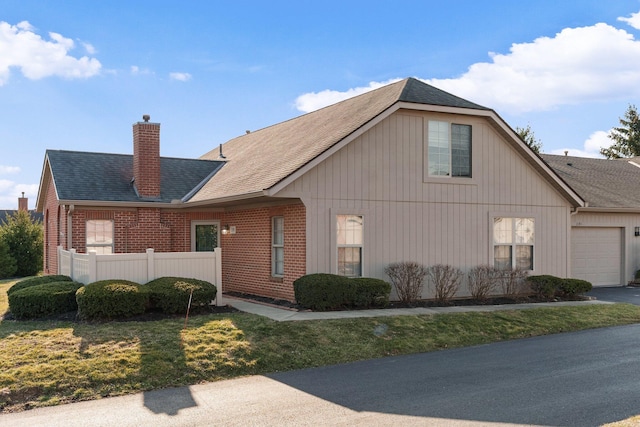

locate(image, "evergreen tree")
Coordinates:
0 238 17 278
0 210 43 277
600 104 640 159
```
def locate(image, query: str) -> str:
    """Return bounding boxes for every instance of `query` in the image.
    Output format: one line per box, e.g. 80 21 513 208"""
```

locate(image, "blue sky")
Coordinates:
2 1 640 209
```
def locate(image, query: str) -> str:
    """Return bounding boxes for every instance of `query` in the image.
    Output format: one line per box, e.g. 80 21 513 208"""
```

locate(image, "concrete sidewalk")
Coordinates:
225 297 612 321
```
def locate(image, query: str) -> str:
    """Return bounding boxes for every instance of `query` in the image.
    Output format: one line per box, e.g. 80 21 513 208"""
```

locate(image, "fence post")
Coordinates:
214 247 223 306
146 248 155 282
57 245 62 275
88 251 97 284
70 248 76 281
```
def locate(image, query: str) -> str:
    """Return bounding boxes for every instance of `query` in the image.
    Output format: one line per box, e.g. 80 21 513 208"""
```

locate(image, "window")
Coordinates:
336 214 363 277
272 216 284 276
191 221 219 251
86 220 114 254
428 121 471 177
493 217 534 270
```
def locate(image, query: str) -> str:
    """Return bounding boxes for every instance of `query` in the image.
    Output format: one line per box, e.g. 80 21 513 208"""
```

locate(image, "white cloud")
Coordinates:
131 65 152 75
295 78 402 113
619 11 640 30
549 130 610 158
0 20 101 86
0 181 38 209
169 72 192 82
82 41 96 55
295 17 640 115
0 165 20 174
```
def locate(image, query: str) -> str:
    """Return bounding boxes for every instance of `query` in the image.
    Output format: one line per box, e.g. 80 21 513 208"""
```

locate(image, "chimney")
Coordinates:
18 192 28 211
132 115 161 198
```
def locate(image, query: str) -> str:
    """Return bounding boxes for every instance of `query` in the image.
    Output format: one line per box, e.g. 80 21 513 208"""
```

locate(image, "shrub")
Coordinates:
350 277 391 308
145 277 217 314
497 268 529 299
384 262 427 304
294 273 352 311
527 275 563 299
467 265 498 301
8 281 82 319
8 275 73 296
558 278 592 297
76 280 149 320
0 239 17 279
0 210 43 277
426 264 462 304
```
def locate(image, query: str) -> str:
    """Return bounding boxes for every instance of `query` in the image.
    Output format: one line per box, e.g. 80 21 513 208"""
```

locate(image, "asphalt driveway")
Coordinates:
587 286 640 305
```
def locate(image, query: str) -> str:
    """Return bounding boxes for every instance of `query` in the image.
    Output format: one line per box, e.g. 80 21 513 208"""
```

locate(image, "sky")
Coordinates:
2 0 640 209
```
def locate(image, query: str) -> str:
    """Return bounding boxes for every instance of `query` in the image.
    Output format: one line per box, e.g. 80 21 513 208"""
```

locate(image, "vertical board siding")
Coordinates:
276 110 572 298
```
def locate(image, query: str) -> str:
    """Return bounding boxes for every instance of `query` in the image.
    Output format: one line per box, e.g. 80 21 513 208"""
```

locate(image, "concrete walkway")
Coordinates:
226 297 612 321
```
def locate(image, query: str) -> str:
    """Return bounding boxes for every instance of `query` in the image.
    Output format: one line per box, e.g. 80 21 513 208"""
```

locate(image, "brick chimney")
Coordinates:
18 192 28 211
132 115 161 198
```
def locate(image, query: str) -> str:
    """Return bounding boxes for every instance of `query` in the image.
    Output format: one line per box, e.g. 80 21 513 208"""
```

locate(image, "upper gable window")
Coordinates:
427 121 471 178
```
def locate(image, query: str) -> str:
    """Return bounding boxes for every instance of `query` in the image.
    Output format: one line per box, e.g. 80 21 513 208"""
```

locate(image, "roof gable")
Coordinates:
194 78 490 202
43 150 223 205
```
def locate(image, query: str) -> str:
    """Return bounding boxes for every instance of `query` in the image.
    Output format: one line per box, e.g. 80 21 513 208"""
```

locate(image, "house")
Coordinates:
39 77 613 302
0 193 43 224
541 154 640 286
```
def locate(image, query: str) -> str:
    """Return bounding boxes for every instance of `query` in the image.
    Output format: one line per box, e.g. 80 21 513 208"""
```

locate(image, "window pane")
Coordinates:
273 247 284 275
337 215 363 245
428 121 450 176
494 245 512 270
195 224 218 251
515 218 534 244
451 124 471 177
86 220 113 245
493 217 512 244
273 217 284 246
338 247 362 277
516 245 533 270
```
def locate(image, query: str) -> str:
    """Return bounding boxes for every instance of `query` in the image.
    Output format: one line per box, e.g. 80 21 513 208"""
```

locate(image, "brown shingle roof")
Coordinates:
194 78 489 202
541 154 640 209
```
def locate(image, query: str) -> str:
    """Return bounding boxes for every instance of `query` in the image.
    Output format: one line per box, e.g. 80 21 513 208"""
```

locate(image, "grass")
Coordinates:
2 278 640 413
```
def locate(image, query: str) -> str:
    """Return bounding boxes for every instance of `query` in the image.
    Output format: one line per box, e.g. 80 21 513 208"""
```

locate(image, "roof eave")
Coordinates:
575 206 640 213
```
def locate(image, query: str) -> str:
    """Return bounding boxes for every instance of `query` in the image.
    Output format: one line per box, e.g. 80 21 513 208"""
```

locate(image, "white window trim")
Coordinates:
423 119 477 185
489 213 537 272
331 209 368 277
86 219 114 254
190 220 220 252
272 216 284 277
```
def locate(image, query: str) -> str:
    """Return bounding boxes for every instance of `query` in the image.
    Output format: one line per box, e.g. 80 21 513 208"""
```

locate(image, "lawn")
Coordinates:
3 278 640 412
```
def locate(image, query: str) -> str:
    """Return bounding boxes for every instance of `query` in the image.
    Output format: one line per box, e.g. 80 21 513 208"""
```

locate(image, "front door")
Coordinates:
191 221 219 251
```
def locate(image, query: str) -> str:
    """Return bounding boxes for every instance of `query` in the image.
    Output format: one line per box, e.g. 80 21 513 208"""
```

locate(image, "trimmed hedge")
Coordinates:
8 281 82 319
527 275 563 299
76 280 149 320
145 277 217 314
294 273 391 311
8 275 73 296
558 278 592 296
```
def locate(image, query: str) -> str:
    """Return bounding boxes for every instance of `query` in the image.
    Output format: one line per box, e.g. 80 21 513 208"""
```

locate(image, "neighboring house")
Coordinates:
38 78 597 301
0 194 43 224
542 154 640 286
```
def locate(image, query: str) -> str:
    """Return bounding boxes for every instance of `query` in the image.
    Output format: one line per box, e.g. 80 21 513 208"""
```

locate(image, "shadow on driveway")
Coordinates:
587 286 640 305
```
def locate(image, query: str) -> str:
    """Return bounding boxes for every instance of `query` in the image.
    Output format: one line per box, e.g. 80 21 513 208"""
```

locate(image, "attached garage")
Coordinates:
571 227 623 287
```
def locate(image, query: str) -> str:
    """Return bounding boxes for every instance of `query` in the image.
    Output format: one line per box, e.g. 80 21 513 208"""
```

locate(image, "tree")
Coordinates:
0 210 43 277
515 124 542 154
0 238 17 279
600 104 640 159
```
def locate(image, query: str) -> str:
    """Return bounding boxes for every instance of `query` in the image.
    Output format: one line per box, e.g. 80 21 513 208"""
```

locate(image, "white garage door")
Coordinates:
572 227 622 286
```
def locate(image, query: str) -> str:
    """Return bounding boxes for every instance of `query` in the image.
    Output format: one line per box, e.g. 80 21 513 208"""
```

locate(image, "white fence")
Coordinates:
57 246 223 305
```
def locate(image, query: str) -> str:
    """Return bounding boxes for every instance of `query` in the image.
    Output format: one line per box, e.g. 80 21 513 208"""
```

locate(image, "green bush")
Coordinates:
294 274 352 311
145 277 217 314
0 210 43 277
76 280 149 320
527 275 563 299
8 281 82 319
8 275 73 296
558 278 592 296
294 274 391 311
0 239 17 279
351 277 391 308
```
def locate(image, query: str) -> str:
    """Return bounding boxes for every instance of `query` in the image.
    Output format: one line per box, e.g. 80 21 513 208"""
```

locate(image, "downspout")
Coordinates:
67 204 74 250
